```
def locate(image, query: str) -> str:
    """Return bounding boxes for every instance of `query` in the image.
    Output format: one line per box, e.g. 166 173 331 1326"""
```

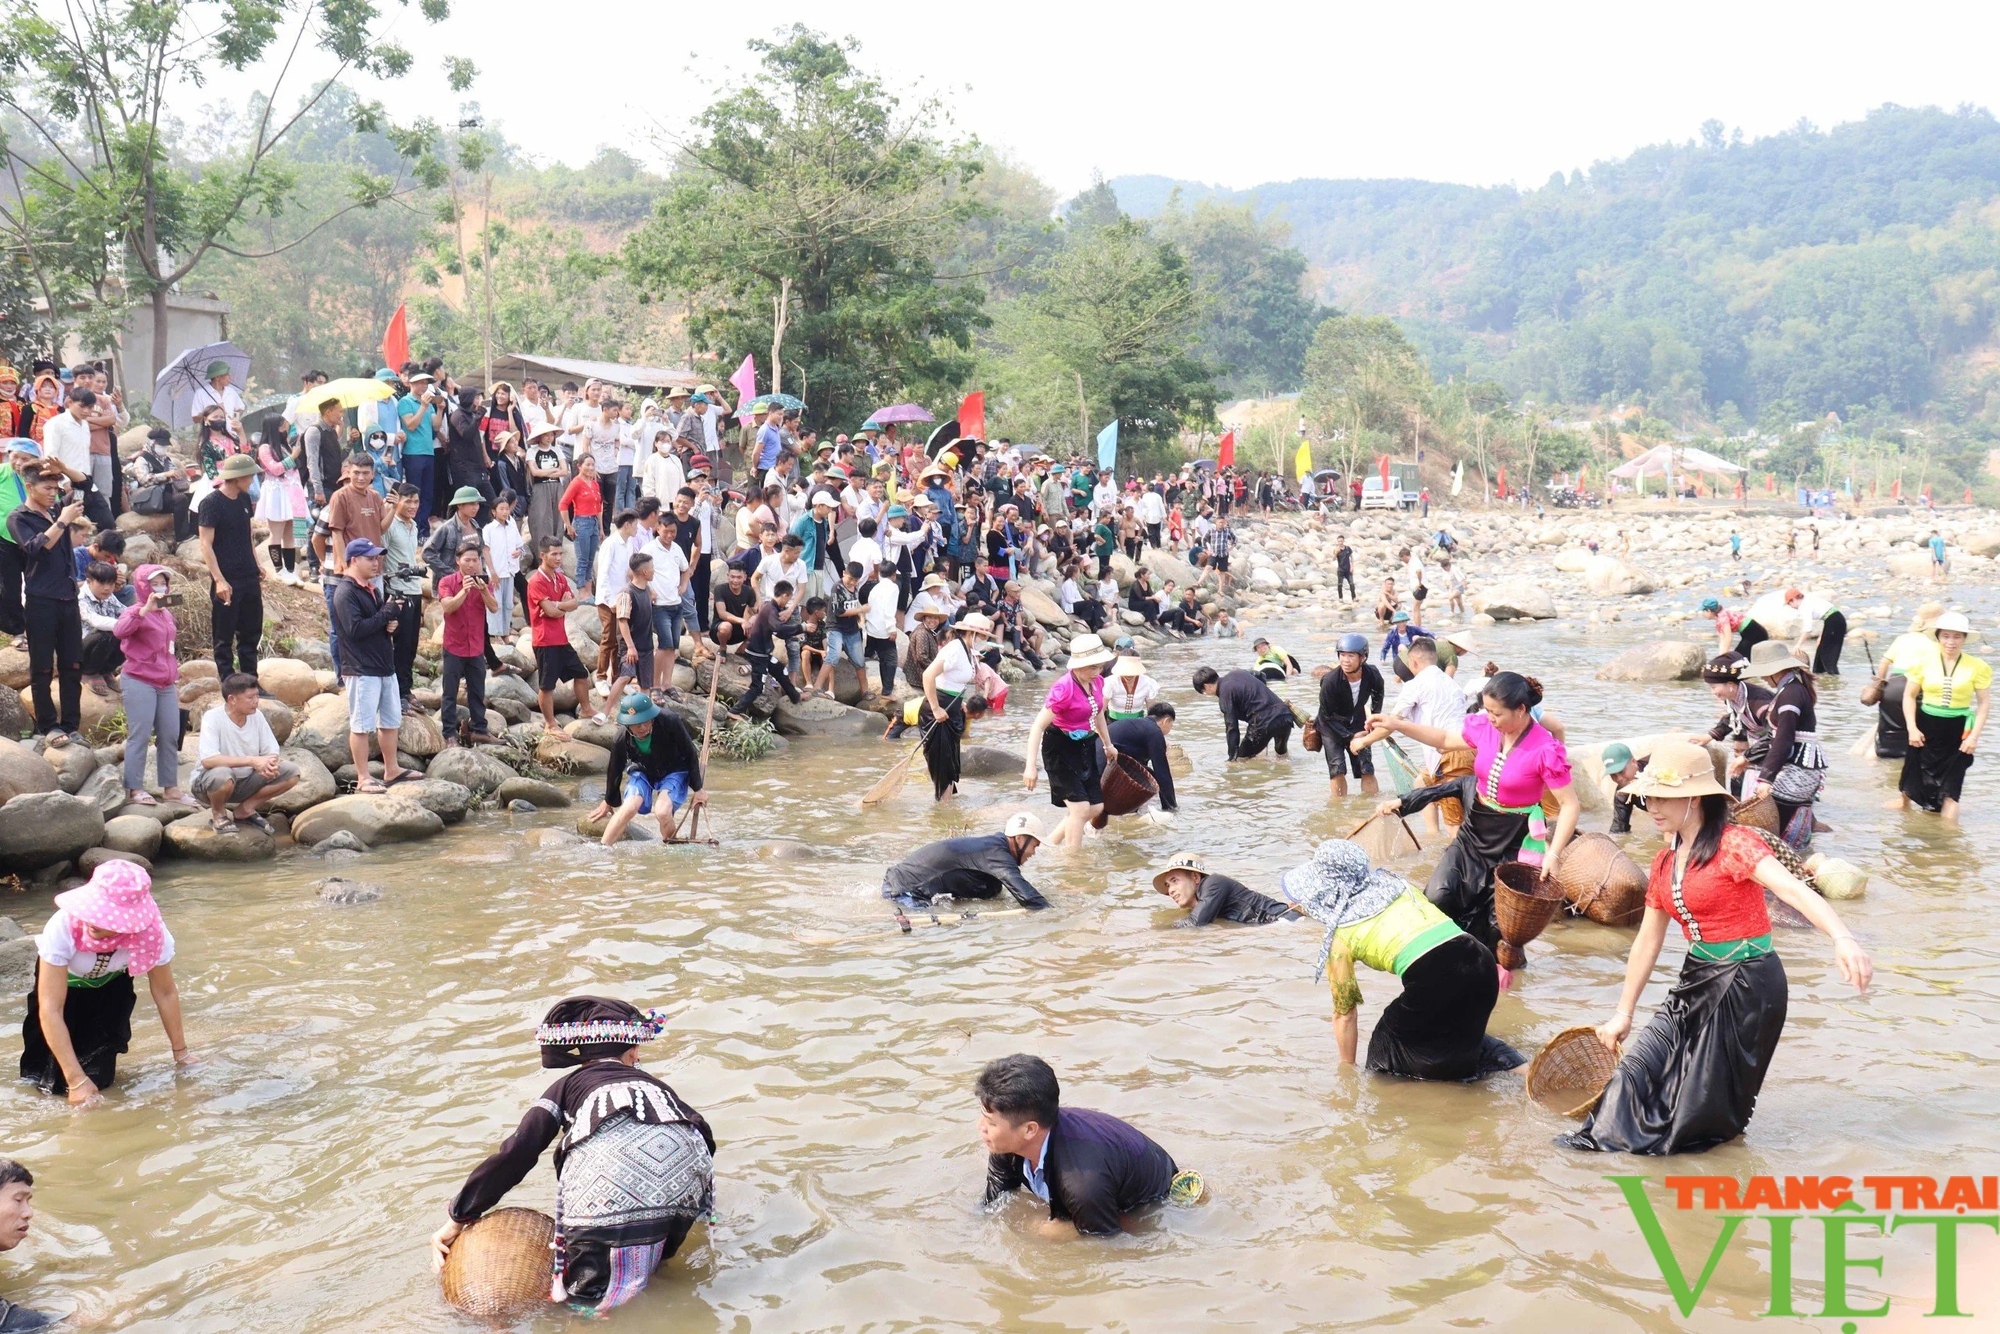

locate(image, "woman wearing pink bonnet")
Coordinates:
19 860 189 1106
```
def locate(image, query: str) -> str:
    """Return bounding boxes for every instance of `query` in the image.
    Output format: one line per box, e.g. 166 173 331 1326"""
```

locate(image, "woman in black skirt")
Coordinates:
1561 741 1870 1155
1023 632 1117 847
21 861 191 1106
1282 839 1523 1081
918 614 994 801
1891 611 1992 820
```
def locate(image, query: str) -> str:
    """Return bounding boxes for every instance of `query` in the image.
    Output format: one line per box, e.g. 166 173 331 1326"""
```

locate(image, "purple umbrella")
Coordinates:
869 403 935 425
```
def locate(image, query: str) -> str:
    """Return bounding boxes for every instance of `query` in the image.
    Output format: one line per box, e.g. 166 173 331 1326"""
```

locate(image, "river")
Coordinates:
2 567 1996 1331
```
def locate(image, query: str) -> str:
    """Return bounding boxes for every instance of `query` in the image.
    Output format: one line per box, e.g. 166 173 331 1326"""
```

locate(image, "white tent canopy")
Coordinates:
475 353 705 393
1610 443 1746 479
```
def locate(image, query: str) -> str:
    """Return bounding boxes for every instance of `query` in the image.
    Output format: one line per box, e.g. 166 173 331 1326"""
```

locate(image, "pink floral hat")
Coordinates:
53 859 167 973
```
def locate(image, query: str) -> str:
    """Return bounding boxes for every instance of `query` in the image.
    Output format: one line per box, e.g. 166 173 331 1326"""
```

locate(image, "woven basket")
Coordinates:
1492 861 1564 968
1551 832 1648 927
1432 747 1475 824
1525 1026 1621 1118
1731 791 1780 834
1089 751 1160 828
440 1207 555 1317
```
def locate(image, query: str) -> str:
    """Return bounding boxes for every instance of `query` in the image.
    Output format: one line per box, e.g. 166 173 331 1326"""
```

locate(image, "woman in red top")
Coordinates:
1560 740 1871 1156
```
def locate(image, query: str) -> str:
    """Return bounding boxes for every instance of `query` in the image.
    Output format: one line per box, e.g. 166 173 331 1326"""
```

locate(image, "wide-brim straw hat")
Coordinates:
954 613 995 636
1927 611 1980 645
920 573 947 591
1909 600 1947 632
1736 639 1810 679
1112 655 1146 677
1066 633 1115 669
1152 852 1207 893
1624 739 1729 799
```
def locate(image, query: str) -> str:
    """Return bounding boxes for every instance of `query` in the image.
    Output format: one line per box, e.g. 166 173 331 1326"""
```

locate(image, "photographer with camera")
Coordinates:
380 484 427 705
115 565 189 806
436 542 500 745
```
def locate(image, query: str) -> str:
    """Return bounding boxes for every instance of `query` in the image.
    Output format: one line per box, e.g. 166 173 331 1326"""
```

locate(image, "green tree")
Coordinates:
0 0 466 388
982 218 1215 467
1300 314 1430 480
1154 195 1322 395
624 27 986 431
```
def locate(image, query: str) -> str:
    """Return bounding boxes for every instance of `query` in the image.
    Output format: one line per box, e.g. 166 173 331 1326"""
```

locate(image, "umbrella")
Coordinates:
1190 458 1217 473
925 420 962 460
299 377 395 413
749 392 805 412
869 403 934 425
152 340 251 428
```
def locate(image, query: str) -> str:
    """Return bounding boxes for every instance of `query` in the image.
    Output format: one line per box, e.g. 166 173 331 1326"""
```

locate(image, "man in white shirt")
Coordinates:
592 510 640 682
639 505 693 685
1138 486 1167 547
1352 637 1462 831
518 380 552 439
558 380 599 471
188 361 245 437
846 518 884 583
1784 586 1844 674
39 388 104 526
861 567 902 697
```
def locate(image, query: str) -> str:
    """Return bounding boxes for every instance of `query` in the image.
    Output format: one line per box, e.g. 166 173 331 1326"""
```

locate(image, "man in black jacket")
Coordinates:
1192 664 1296 760
880 815 1049 909
1109 700 1178 812
976 1054 1180 1237
589 693 708 846
331 539 415 792
1317 633 1384 798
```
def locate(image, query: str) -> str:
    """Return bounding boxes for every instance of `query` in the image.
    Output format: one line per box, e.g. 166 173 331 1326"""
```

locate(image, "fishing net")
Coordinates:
1347 811 1421 863
1378 740 1423 796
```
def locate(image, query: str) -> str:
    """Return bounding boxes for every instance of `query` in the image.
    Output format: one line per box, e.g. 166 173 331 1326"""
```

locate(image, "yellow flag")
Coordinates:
1294 441 1312 479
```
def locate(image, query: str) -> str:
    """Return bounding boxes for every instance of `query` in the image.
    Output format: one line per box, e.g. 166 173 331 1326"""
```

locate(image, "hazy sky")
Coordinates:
261 0 2000 195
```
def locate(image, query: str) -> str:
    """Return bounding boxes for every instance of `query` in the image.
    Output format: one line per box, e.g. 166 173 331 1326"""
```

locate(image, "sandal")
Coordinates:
126 790 158 806
209 814 238 834
355 780 388 795
237 812 276 836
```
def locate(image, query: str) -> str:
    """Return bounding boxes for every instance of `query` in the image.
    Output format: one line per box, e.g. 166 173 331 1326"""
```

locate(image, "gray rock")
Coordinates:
770 696 880 738
266 749 338 816
289 720 353 771
564 718 619 750
52 742 99 795
79 846 152 876
576 809 654 841
425 747 515 795
486 673 539 708
959 744 1024 779
508 799 538 813
311 829 370 856
316 876 387 905
74 764 130 815
831 658 866 705
290 794 445 848
102 814 164 859
257 698 296 745
0 937 37 999
0 917 23 941
496 776 570 809
0 791 107 871
0 737 59 804
111 798 203 826
754 839 817 862
394 777 472 824
1596 640 1706 683
159 813 278 861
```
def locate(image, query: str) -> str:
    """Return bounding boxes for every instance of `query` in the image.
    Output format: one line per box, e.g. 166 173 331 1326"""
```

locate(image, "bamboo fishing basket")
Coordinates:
1091 751 1161 827
1731 791 1781 835
1551 832 1648 927
440 1207 555 1317
1492 861 1565 969
1525 1027 1621 1119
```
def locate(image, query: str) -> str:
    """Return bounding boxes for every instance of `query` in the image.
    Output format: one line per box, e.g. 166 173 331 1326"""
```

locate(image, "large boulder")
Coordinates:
771 696 879 738
1583 556 1659 597
257 698 296 745
394 777 472 824
1139 547 1203 590
535 734 610 774
1887 549 1937 579
17 686 121 743
1249 566 1284 591
1471 580 1558 621
0 738 60 804
960 745 1024 779
1552 547 1593 573
496 776 570 808
486 672 539 709
256 658 322 708
74 765 128 815
563 717 619 750
0 791 106 870
1960 531 2000 558
102 814 165 859
265 749 338 816
1017 584 1070 629
0 647 28 691
0 684 28 742
1596 640 1707 683
395 710 447 761
425 747 515 795
159 813 277 861
290 794 445 848
50 742 98 795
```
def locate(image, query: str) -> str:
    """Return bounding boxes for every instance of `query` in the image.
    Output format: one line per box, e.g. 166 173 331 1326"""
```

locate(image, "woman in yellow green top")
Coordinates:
1863 600 1943 759
1893 610 1991 819
1281 839 1525 1081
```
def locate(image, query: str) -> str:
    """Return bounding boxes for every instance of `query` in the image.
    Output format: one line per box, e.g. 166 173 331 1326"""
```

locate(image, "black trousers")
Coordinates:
440 650 488 735
80 629 124 677
391 594 423 698
1337 571 1356 599
211 578 263 678
24 594 82 735
746 648 799 705
1072 599 1106 632
866 634 898 696
1146 522 1161 548
1813 611 1847 675
0 539 23 636
690 554 712 631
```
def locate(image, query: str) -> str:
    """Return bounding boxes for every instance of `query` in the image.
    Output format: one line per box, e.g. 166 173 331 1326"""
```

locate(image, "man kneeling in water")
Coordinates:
589 693 707 845
1152 853 1298 927
976 1053 1190 1237
881 813 1049 910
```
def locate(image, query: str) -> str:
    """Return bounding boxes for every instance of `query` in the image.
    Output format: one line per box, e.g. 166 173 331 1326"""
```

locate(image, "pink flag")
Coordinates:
729 354 757 420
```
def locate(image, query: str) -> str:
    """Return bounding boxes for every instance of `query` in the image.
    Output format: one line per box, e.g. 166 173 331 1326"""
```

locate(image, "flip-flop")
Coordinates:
126 791 158 806
384 771 423 787
355 780 389 794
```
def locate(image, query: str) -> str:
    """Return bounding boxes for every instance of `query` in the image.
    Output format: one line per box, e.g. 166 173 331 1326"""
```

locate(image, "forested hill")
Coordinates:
1110 105 2000 430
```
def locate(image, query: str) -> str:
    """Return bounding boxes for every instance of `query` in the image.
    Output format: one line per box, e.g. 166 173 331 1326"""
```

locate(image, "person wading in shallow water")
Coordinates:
434 997 716 1314
975 1053 1193 1238
1024 634 1117 846
1151 853 1296 927
881 814 1050 911
1560 740 1871 1156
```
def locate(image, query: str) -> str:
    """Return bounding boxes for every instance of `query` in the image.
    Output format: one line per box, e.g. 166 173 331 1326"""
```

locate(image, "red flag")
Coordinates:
1967 486 1975 504
1216 430 1235 468
1378 454 1390 487
1734 477 1744 500
1891 477 1902 498
1496 465 1507 498
381 302 409 372
1923 484 1933 504
957 390 985 441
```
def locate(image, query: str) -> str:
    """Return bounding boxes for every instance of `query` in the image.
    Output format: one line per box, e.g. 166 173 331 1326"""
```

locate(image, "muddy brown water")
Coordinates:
3 570 1997 1331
